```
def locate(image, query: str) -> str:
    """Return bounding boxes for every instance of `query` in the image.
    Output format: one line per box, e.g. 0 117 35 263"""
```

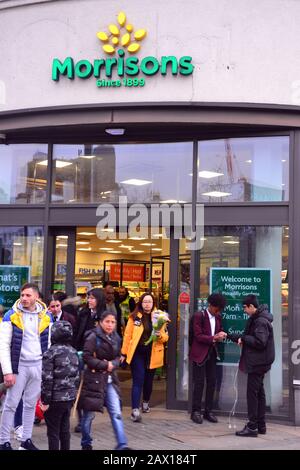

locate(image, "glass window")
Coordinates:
0 227 44 309
197 136 289 202
176 239 191 401
0 144 48 203
51 142 193 204
196 226 289 417
53 235 68 292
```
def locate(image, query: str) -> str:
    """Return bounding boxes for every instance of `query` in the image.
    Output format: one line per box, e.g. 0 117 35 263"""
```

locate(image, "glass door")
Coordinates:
48 228 76 297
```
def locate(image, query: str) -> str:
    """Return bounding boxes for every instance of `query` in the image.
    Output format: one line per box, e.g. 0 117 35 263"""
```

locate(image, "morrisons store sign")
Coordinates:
52 11 194 88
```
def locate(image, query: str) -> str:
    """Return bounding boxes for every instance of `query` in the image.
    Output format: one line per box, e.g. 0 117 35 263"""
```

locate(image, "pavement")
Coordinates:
15 407 300 450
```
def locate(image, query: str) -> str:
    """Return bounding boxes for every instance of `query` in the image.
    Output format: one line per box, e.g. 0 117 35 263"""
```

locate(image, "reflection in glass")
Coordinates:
0 144 48 203
51 143 193 204
198 226 288 417
197 137 289 202
0 226 44 293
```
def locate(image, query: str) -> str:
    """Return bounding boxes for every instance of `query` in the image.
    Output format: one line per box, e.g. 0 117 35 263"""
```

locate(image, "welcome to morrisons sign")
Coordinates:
52 51 194 88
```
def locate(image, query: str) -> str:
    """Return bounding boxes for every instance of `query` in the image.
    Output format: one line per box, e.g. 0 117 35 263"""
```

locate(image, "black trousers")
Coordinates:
44 401 73 450
247 372 266 429
192 351 217 413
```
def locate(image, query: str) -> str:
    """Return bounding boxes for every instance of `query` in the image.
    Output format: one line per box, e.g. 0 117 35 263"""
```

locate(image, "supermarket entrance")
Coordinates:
51 226 172 408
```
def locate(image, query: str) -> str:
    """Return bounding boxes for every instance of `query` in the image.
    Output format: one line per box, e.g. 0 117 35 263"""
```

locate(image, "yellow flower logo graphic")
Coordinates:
97 11 147 55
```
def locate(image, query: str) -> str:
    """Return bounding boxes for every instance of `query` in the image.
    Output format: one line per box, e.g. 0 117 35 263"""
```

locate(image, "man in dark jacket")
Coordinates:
227 294 275 437
189 293 227 424
41 321 80 450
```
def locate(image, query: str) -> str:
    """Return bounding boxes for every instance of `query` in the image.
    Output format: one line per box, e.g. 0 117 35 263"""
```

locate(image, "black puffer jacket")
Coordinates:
41 321 80 404
228 304 275 374
79 326 121 412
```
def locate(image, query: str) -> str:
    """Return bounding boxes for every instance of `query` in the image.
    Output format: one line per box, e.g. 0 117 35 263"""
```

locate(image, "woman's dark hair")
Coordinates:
131 292 156 320
47 293 62 306
54 291 67 303
87 288 106 318
100 310 117 322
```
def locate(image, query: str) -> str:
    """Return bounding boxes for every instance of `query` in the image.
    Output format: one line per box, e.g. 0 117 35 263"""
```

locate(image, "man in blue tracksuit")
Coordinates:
0 283 52 450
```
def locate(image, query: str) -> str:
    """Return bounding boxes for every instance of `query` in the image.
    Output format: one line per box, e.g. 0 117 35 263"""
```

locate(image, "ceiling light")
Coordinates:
13 242 22 246
121 179 152 186
198 170 224 179
245 160 252 163
56 160 73 168
151 248 162 251
282 159 287 163
130 250 144 253
79 155 95 159
129 237 146 240
140 243 156 246
56 243 68 247
109 250 122 253
98 228 114 233
76 241 90 245
223 241 239 245
119 245 134 249
106 240 121 244
37 160 72 168
77 247 92 251
78 231 95 236
160 199 187 204
57 235 68 239
105 128 125 135
202 191 232 198
99 247 114 250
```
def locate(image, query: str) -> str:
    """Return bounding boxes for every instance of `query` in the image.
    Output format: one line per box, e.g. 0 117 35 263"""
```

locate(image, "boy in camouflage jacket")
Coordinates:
41 321 79 450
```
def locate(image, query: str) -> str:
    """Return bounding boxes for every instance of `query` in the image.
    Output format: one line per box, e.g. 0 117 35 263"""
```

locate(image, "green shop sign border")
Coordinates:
52 50 194 88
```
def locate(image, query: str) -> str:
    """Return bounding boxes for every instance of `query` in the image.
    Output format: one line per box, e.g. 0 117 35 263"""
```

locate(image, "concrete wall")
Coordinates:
0 0 300 112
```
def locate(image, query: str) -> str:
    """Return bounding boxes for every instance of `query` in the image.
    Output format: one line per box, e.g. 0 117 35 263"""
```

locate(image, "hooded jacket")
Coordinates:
41 321 80 404
79 326 121 412
228 304 275 374
0 299 51 375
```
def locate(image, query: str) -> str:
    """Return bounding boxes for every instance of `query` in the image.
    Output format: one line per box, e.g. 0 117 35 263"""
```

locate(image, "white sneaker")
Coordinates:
131 408 142 422
142 402 150 413
14 425 23 441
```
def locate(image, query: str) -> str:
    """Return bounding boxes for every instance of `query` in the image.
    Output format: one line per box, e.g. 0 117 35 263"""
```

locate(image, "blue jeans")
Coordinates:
130 345 156 409
81 383 128 450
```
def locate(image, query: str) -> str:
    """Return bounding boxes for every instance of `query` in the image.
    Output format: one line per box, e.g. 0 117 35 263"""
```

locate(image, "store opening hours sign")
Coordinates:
210 268 271 364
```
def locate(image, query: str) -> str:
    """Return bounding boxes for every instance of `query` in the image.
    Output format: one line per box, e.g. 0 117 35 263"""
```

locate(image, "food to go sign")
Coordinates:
210 268 271 364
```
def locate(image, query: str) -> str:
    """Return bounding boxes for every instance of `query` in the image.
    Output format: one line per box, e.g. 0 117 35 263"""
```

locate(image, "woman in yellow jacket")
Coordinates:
120 293 168 422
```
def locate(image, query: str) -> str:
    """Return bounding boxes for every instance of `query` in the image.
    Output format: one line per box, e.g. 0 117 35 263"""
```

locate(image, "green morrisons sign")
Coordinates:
0 266 30 313
52 53 194 88
210 268 271 364
51 11 194 88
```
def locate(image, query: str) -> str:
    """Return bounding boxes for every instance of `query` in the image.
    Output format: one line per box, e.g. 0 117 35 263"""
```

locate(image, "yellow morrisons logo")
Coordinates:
97 11 147 55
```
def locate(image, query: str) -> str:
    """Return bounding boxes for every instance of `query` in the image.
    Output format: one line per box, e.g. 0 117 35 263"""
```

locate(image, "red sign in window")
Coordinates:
110 264 145 282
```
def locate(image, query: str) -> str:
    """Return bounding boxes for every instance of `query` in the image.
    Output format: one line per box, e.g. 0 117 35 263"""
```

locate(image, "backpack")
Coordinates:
188 310 206 347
